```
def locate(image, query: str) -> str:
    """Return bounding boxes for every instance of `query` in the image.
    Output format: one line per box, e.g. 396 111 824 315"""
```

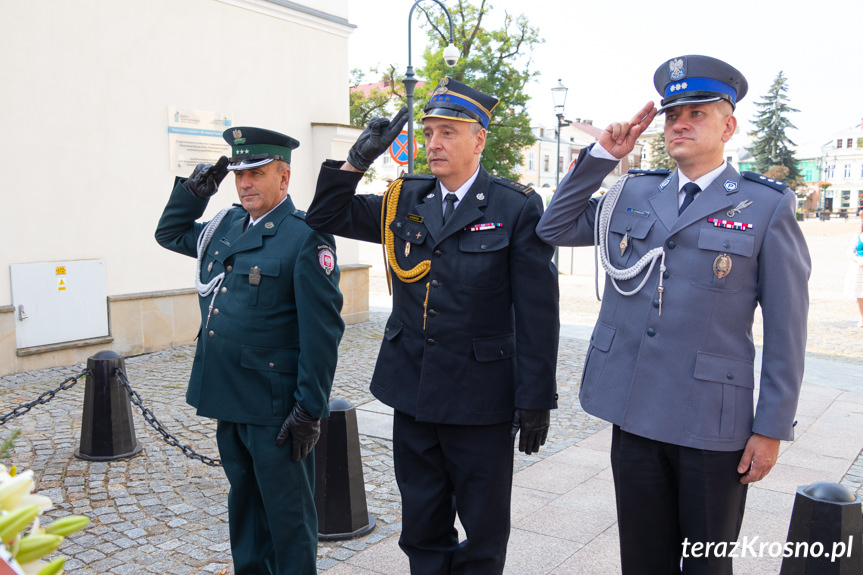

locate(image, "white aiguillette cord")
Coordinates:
195 207 236 326
593 175 666 313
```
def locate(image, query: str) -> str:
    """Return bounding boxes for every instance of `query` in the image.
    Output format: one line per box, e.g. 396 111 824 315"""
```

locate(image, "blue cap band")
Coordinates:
428 94 490 128
664 77 737 103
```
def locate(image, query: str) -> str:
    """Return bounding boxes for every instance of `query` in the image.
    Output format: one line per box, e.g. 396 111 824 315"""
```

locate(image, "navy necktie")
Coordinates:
679 182 700 215
443 193 458 223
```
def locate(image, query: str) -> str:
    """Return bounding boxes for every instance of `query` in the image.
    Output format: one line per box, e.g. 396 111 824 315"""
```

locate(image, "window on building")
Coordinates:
858 137 863 148
841 190 851 207
527 151 535 172
558 155 564 173
837 139 843 148
844 164 851 178
848 138 854 148
826 165 835 178
382 153 392 165
543 154 549 173
726 156 733 163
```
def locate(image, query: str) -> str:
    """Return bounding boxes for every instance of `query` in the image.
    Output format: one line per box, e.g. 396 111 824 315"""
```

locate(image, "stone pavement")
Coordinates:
0 218 861 574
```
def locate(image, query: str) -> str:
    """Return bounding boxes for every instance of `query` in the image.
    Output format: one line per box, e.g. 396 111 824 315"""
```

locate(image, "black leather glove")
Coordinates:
276 404 321 462
185 156 229 199
511 409 550 455
346 107 409 171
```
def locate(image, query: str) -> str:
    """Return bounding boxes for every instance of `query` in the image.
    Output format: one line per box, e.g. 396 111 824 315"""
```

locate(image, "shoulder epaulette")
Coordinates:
742 171 788 192
291 208 306 219
494 177 534 195
628 168 670 176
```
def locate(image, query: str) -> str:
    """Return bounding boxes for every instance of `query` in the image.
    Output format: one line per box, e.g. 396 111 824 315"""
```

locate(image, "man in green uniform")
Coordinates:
155 127 344 575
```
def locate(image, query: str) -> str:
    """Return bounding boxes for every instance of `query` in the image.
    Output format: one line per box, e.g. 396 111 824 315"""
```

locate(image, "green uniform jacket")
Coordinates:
155 180 344 425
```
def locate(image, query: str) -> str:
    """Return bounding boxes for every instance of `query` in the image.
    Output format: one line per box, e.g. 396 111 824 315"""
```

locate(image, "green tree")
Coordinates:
411 0 540 180
747 71 801 185
349 66 404 128
648 134 677 171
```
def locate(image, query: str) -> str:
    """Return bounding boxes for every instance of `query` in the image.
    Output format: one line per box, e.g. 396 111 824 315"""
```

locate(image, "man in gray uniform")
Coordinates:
536 55 810 574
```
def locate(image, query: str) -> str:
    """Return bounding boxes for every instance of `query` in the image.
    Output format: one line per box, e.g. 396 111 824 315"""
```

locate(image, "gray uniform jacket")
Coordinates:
536 147 810 451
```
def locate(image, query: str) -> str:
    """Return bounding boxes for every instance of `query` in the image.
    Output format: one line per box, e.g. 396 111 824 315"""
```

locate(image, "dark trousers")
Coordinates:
611 426 748 575
217 421 317 575
393 410 514 575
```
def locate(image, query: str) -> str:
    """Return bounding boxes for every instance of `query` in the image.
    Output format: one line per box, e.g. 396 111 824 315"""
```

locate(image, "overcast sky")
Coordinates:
346 0 862 148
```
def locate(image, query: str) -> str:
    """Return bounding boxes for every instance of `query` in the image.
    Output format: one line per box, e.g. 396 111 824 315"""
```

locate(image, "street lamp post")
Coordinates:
551 79 570 270
403 0 460 174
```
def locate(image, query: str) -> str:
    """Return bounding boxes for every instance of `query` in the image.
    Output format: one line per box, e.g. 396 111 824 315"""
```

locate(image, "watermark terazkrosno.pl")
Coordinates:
682 536 855 562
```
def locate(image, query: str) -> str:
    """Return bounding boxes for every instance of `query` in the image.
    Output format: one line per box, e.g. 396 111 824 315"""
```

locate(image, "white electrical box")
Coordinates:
10 260 109 349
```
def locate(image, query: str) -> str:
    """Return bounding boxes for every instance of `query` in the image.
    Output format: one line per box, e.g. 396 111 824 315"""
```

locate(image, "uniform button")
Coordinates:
652 299 659 308
666 240 676 249
646 328 656 337
426 338 436 346
385 327 390 333
626 225 632 232
663 271 670 279
213 309 220 316
214 250 219 255
434 250 442 257
226 265 233 272
428 309 438 317
480 243 488 250
431 280 440 288
726 372 734 380
269 362 275 368
221 287 227 294
208 330 215 338
723 241 730 249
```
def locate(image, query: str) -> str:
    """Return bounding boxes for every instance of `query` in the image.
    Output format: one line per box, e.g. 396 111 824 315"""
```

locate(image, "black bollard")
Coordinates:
780 481 862 574
75 351 142 461
315 398 376 540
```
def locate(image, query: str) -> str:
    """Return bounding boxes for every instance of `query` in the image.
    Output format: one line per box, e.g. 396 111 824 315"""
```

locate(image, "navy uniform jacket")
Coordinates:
536 148 810 451
155 180 344 425
307 162 559 426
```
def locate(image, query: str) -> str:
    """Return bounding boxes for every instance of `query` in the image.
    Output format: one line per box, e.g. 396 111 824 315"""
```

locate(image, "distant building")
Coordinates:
520 119 642 205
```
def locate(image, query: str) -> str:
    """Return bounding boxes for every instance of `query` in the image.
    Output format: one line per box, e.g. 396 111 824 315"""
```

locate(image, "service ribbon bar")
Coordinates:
708 217 753 231
466 222 503 232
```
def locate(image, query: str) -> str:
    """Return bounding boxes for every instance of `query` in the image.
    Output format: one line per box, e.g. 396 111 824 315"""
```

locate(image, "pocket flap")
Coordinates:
459 230 509 253
694 351 754 389
697 227 755 257
234 255 281 277
384 318 403 341
609 213 654 240
390 218 429 245
590 321 616 352
240 345 299 373
473 333 515 362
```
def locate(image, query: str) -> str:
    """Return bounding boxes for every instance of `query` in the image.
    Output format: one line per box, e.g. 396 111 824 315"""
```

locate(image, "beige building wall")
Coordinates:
0 0 369 376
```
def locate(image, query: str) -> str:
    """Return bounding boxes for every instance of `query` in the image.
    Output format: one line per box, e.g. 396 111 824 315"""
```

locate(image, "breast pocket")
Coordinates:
609 213 655 267
233 255 281 308
689 226 755 292
390 217 430 269
458 230 510 289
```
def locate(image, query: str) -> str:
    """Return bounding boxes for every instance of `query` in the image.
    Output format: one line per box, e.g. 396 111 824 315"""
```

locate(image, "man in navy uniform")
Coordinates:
536 55 810 574
306 78 559 574
156 127 344 575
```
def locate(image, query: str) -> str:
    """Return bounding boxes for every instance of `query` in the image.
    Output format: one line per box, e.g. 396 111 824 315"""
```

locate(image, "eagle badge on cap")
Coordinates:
433 77 450 96
232 129 246 144
669 58 686 81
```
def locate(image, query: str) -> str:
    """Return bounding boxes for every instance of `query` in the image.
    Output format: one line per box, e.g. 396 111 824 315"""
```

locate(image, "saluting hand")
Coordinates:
345 107 410 172
599 102 657 160
185 156 229 199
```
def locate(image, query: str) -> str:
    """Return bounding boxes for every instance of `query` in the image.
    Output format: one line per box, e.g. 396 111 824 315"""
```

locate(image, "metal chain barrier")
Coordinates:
115 368 221 467
0 370 90 426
